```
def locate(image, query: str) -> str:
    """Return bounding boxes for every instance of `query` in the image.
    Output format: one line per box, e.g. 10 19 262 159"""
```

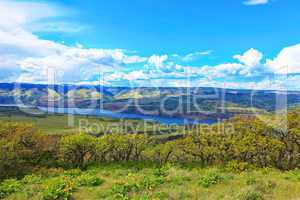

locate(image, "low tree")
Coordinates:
59 133 96 168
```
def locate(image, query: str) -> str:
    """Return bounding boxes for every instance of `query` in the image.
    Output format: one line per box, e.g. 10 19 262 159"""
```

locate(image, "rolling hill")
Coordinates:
0 83 300 120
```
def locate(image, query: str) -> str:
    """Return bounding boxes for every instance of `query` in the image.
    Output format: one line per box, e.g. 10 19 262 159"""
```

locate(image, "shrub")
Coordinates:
110 173 165 199
0 179 23 198
76 174 104 187
0 140 18 179
139 176 164 191
198 172 224 188
59 134 96 168
143 142 176 165
63 169 82 178
41 176 75 200
153 166 169 177
225 161 253 173
96 134 150 162
111 182 139 199
22 174 43 184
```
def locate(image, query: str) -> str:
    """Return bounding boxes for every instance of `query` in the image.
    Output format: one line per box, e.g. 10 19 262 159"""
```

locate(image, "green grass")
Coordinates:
2 164 300 200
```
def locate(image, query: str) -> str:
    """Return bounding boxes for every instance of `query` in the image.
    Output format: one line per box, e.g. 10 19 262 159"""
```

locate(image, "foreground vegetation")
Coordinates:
2 163 300 200
1 109 300 199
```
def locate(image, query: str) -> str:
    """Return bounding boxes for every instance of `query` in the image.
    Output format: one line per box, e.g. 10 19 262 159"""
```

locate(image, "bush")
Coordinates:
111 182 139 199
96 134 150 162
110 172 166 199
63 169 82 178
22 174 43 184
198 172 224 188
41 176 75 200
76 174 104 187
0 140 18 179
199 174 223 188
225 161 253 173
0 179 23 198
59 134 96 168
139 176 164 191
153 166 169 177
143 142 176 165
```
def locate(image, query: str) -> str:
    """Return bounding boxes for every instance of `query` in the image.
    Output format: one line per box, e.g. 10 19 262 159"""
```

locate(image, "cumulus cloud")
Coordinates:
0 0 64 27
0 0 147 83
148 54 168 68
266 44 300 74
244 0 269 6
16 47 148 83
181 49 265 79
233 48 263 67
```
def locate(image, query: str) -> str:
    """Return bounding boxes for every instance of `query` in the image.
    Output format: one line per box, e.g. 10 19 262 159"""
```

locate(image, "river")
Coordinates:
38 107 218 125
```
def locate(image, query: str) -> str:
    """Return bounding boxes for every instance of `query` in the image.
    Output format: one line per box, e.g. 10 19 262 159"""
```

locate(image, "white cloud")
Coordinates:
123 55 148 64
2 0 300 91
17 48 147 83
181 49 265 79
266 44 300 74
0 0 147 84
244 0 269 6
148 54 168 68
233 48 263 67
181 50 212 62
171 50 212 62
186 63 244 79
125 71 149 81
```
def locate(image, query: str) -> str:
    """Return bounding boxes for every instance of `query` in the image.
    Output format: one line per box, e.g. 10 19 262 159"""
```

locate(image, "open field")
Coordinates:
0 110 177 135
2 163 300 200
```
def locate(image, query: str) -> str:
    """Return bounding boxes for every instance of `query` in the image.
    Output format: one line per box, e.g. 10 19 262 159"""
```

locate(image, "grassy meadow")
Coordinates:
2 163 300 200
0 111 176 136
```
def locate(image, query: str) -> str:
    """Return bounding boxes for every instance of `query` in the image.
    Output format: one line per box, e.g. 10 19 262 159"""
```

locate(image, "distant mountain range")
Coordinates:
1 83 300 120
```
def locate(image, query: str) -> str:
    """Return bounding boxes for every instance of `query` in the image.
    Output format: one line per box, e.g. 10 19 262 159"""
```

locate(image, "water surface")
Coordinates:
38 107 217 125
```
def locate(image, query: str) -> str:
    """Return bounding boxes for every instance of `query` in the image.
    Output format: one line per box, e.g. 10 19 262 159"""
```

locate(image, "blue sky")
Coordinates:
40 0 300 63
1 0 300 89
